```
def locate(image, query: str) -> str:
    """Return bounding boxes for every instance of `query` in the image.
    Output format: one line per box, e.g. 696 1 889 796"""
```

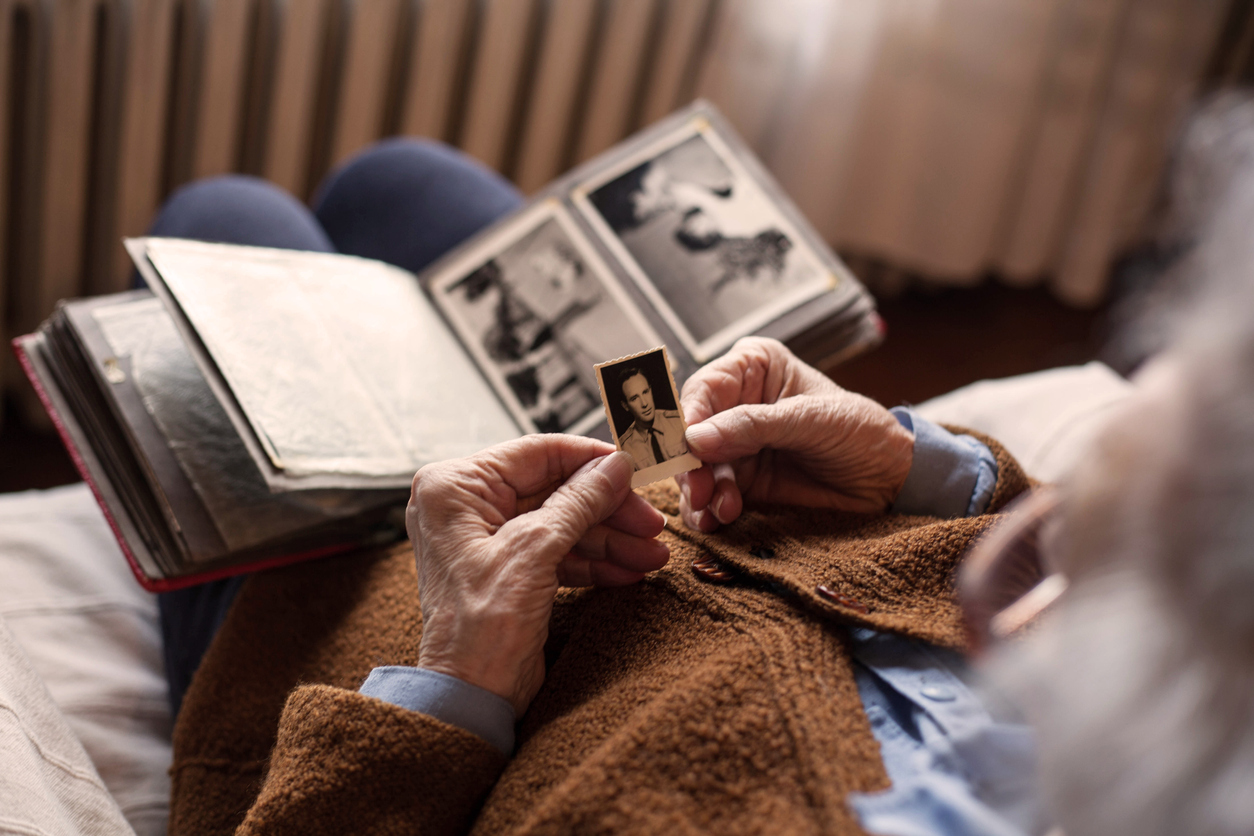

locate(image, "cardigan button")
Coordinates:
815 584 868 614
749 544 776 559
692 556 736 583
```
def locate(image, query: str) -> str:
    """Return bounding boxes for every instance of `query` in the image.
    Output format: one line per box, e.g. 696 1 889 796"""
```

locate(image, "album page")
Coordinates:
425 200 665 437
421 104 876 438
139 238 520 490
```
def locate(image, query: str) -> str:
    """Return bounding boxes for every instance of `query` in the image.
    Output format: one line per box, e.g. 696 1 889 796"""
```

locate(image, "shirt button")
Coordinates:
920 684 956 702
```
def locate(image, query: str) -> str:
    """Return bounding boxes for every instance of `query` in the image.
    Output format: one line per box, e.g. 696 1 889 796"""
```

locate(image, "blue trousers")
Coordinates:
154 139 522 717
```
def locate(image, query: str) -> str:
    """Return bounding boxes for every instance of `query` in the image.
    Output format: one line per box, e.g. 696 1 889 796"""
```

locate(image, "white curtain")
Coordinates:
693 0 1228 306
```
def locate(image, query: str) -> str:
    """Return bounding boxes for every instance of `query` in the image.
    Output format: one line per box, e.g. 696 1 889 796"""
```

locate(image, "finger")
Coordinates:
679 338 784 425
478 435 617 503
680 337 829 424
680 500 720 532
684 399 830 464
556 559 647 588
708 462 743 525
409 435 616 539
601 490 666 538
572 525 670 572
676 464 716 517
682 463 737 528
499 451 634 562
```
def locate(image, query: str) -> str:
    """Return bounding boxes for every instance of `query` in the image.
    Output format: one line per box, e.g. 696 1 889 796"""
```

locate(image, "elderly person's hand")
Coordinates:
406 436 668 717
677 337 914 532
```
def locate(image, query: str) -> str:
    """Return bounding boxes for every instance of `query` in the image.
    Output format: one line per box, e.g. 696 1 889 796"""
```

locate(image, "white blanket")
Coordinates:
0 615 135 835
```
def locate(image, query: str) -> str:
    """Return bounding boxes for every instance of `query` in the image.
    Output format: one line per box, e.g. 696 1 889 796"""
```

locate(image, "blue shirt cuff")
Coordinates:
890 407 998 518
359 666 516 755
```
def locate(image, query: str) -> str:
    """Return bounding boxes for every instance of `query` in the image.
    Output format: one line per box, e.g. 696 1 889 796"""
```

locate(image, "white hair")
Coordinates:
989 98 1254 836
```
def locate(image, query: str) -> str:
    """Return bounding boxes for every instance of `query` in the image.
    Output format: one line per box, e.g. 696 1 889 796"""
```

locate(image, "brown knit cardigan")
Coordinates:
168 432 1030 836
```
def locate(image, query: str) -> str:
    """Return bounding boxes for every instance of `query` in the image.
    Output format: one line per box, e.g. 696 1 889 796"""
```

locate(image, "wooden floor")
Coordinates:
0 281 1106 495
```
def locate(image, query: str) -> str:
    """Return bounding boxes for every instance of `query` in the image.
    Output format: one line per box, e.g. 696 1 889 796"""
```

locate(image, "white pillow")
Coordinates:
0 483 171 836
916 361 1133 483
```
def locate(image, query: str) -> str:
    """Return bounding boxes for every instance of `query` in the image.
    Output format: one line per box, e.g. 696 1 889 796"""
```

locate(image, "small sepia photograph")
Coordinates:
574 118 835 361
429 202 663 434
594 345 702 488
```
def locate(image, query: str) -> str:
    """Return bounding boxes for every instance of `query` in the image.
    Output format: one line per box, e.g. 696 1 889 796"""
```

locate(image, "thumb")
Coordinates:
685 398 826 463
502 451 635 560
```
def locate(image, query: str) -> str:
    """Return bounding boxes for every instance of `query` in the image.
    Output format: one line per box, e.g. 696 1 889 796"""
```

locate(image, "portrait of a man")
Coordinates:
615 364 688 470
595 346 700 486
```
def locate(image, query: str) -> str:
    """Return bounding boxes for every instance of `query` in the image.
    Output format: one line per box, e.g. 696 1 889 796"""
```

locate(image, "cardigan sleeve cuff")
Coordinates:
360 666 515 756
890 408 998 518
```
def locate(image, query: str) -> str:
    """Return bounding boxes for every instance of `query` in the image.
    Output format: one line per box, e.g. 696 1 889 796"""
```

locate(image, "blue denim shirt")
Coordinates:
361 410 1040 835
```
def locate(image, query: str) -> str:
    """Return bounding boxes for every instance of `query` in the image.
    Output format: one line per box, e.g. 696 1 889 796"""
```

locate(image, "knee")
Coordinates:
319 138 517 202
330 137 460 175
154 175 298 233
164 173 290 207
313 138 524 273
149 175 332 252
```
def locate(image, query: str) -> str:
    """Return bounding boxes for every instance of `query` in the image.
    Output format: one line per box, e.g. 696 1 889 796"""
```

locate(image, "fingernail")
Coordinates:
712 493 726 522
679 479 691 508
596 451 633 487
695 508 719 533
686 422 719 451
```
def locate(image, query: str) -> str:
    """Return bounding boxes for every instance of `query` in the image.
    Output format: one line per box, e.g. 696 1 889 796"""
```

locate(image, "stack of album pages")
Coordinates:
13 102 881 590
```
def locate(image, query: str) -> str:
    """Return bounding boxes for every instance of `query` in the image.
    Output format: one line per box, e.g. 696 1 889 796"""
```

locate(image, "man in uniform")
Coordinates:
615 365 688 470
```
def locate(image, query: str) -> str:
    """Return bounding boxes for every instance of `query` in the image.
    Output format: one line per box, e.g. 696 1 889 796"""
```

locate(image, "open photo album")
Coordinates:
13 102 881 590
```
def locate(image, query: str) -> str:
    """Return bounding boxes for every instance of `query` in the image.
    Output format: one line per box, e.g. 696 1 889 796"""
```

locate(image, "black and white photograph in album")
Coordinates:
578 124 832 361
430 204 661 434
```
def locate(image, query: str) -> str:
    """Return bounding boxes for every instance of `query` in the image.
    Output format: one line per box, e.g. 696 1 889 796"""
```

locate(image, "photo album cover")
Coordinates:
13 101 880 589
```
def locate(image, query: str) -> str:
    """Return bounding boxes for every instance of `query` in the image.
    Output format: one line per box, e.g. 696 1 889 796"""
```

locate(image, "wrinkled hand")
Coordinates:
676 337 914 531
406 436 668 717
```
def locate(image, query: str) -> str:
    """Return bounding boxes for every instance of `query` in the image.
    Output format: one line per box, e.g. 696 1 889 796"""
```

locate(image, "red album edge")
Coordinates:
11 336 364 593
